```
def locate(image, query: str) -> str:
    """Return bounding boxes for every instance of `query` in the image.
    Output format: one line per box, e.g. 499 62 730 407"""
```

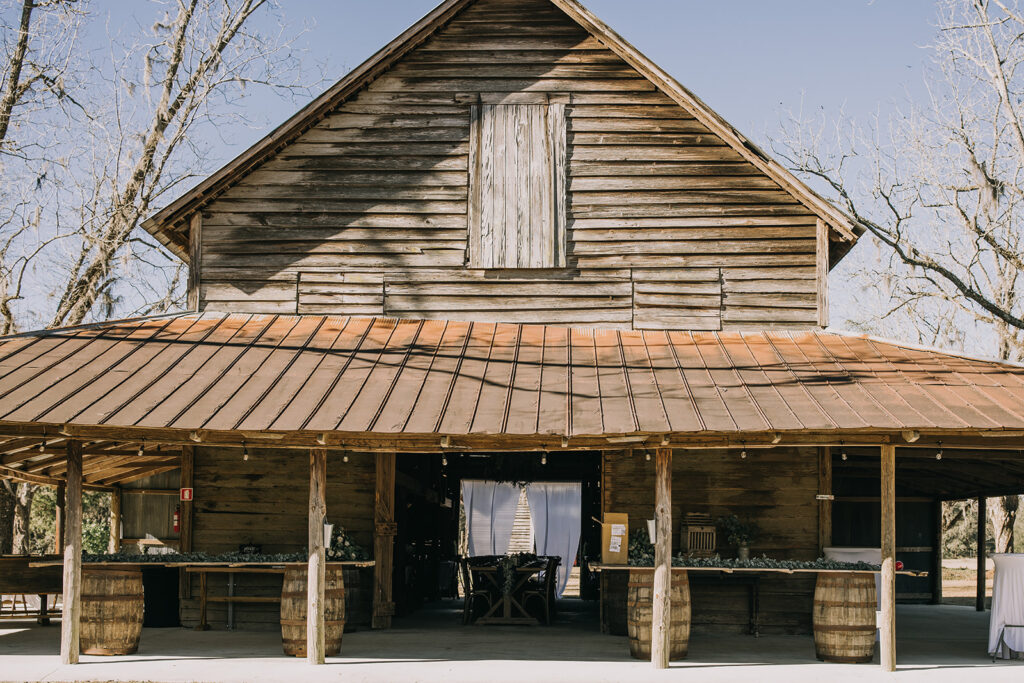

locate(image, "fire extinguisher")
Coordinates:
173 505 180 534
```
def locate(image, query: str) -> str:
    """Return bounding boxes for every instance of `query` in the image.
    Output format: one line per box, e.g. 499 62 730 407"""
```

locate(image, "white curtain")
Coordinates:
526 482 581 597
462 480 520 556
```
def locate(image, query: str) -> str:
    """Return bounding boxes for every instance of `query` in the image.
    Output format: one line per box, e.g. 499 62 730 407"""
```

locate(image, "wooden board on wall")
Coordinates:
601 447 820 634
176 446 376 630
195 0 823 331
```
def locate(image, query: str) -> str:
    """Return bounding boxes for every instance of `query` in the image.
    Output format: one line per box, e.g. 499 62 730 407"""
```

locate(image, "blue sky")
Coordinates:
192 0 941 157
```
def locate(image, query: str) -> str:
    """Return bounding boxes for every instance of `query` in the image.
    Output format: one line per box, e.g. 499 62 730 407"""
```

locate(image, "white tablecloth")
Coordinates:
989 553 1024 658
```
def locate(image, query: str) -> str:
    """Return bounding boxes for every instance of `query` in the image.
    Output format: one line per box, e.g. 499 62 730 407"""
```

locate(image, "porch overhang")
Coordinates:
0 312 1022 486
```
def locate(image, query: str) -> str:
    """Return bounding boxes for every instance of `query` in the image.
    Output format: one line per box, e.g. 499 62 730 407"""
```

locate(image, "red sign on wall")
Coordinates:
180 488 193 502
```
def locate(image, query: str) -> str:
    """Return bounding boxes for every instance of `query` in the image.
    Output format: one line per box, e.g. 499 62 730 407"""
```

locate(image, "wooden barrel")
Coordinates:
626 568 691 660
280 565 345 657
79 566 144 655
813 572 876 663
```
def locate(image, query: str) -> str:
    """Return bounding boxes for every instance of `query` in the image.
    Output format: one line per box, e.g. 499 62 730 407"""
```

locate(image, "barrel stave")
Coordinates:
280 566 346 657
626 568 691 660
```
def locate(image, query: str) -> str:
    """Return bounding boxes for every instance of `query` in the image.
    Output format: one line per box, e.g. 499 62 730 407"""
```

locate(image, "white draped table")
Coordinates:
989 553 1024 659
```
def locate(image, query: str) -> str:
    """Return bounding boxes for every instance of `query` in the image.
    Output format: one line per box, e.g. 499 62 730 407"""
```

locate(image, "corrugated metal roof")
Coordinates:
1 313 1023 439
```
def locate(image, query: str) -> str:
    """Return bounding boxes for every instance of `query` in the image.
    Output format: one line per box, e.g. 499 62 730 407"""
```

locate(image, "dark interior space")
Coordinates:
392 451 602 617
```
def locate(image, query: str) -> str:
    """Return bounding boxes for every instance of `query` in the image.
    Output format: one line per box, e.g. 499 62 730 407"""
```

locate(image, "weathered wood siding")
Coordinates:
197 0 820 330
177 446 375 630
120 471 179 549
601 448 820 634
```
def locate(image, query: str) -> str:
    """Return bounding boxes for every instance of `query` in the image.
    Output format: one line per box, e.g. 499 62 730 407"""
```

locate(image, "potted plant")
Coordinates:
717 515 759 561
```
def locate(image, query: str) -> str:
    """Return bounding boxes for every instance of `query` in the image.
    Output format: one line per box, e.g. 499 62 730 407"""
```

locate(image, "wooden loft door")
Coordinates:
468 102 567 269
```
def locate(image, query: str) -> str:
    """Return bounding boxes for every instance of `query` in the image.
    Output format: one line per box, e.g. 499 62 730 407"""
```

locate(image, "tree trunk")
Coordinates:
11 483 37 554
0 480 15 554
991 495 1019 554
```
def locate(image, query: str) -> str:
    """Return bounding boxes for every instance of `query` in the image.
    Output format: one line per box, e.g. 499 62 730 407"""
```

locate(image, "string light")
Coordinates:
343 455 349 463
740 442 747 459
441 455 447 467
243 442 249 462
936 441 943 461
645 451 651 461
841 441 847 461
541 453 547 465
137 440 144 457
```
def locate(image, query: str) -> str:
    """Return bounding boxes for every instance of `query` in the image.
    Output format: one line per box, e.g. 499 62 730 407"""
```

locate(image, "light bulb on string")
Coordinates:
541 453 547 465
343 455 349 463
740 442 747 459
137 440 144 457
441 455 447 467
936 442 943 461
645 451 651 461
841 441 847 461
243 442 249 462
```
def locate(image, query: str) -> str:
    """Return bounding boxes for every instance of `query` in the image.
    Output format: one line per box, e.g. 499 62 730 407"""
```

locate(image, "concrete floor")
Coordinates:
0 601 1021 683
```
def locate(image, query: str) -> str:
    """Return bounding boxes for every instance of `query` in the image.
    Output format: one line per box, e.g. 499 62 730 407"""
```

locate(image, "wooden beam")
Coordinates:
816 218 829 327
60 441 83 665
818 446 832 554
651 446 671 669
307 448 327 665
373 452 396 629
54 482 65 555
179 447 194 552
179 447 193 600
187 212 202 310
108 485 121 553
880 444 896 672
977 496 986 612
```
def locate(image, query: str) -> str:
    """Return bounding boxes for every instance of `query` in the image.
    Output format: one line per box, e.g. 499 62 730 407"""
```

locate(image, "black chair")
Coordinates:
458 557 493 625
523 556 560 625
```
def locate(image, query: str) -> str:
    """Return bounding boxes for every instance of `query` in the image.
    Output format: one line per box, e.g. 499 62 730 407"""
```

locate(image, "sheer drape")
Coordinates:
526 482 581 597
461 480 520 556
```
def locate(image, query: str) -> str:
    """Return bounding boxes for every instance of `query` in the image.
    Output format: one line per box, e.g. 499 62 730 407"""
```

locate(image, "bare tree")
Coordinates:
772 0 1024 550
0 0 314 552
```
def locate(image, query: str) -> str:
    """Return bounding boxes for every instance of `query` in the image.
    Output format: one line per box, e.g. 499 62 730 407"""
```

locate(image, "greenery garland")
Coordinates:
497 552 538 595
84 527 368 564
626 530 880 571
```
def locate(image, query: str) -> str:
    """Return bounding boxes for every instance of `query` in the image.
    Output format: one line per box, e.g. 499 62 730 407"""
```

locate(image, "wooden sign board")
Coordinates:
601 513 629 565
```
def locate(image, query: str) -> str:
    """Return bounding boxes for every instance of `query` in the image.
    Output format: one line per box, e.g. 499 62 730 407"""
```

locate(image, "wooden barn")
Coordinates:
2 0 1024 672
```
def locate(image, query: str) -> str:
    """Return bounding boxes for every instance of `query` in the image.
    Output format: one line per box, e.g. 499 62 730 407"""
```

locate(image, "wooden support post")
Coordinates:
179 446 194 600
931 499 942 605
179 446 194 553
880 444 896 672
373 452 396 629
818 446 832 554
60 441 83 665
816 218 830 327
651 447 672 669
976 496 986 612
307 448 327 665
54 483 65 555
108 486 121 554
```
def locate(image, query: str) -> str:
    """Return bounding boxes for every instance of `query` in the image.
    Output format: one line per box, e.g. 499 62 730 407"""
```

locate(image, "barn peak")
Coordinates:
142 0 863 263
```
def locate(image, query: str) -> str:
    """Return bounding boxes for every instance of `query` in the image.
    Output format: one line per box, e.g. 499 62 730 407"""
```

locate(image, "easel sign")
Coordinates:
600 513 629 565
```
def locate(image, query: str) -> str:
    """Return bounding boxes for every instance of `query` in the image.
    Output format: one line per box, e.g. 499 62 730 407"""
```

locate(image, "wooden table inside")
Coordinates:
470 565 546 626
182 562 374 631
29 560 374 631
590 564 927 638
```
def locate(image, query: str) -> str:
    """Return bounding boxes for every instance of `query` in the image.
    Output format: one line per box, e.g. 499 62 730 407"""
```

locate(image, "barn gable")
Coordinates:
143 0 864 330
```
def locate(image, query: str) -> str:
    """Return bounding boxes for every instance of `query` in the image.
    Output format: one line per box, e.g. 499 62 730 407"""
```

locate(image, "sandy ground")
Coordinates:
1 601 1022 683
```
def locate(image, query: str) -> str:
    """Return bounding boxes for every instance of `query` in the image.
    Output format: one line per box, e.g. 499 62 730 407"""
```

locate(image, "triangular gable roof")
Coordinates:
142 0 865 263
